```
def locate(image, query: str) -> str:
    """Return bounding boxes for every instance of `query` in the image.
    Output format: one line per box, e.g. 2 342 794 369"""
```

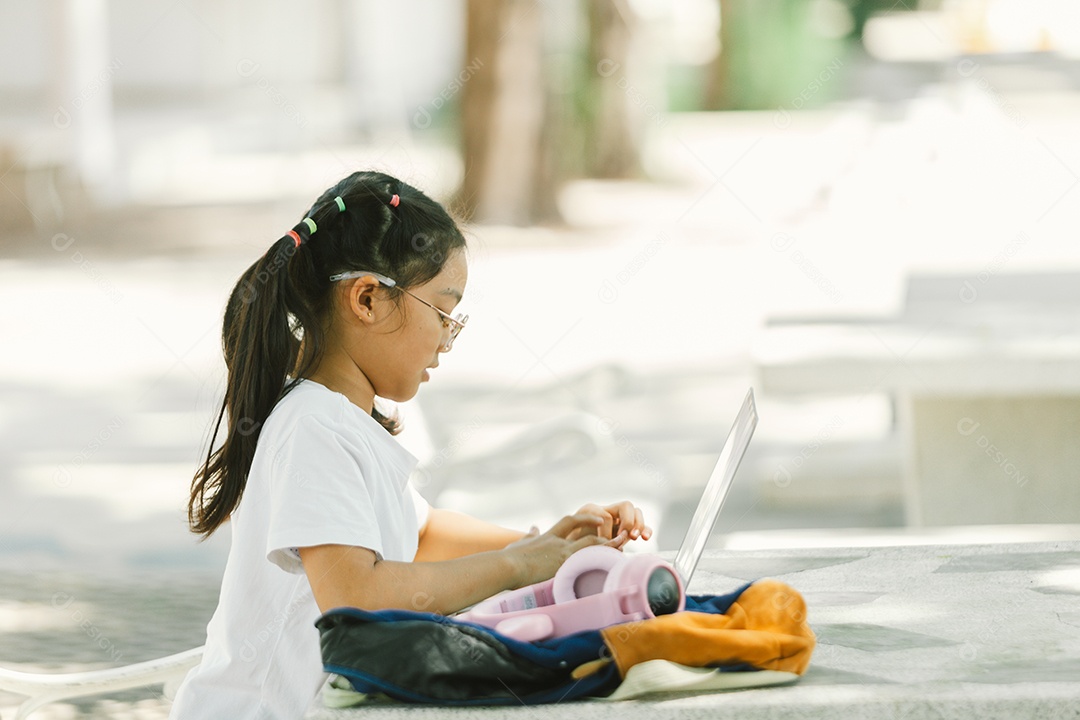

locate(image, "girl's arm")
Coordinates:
299 513 618 615
301 543 519 615
414 508 528 562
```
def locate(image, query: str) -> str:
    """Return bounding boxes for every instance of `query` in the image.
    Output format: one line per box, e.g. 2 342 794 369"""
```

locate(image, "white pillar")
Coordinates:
54 0 118 204
344 0 409 141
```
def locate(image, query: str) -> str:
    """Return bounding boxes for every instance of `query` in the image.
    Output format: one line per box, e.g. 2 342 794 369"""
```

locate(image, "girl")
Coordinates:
168 170 652 719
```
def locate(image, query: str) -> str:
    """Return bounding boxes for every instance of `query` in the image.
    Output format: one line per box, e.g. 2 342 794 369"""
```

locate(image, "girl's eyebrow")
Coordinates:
440 288 463 302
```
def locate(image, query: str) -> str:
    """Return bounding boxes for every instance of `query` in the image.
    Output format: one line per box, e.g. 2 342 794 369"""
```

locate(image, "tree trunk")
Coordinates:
585 0 642 179
455 0 548 226
454 0 647 225
702 0 734 110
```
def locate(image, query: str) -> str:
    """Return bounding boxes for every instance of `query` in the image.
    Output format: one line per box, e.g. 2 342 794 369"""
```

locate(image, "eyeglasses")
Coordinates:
329 270 468 351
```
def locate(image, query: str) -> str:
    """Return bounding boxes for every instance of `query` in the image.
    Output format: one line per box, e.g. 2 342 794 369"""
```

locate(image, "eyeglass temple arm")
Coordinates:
328 270 396 287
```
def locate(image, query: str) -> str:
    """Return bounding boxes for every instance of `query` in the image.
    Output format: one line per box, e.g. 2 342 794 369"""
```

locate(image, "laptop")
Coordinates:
451 388 758 615
670 387 758 587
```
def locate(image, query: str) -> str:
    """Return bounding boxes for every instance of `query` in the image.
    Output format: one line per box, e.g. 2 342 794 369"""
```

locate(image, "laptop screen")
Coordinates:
672 388 758 586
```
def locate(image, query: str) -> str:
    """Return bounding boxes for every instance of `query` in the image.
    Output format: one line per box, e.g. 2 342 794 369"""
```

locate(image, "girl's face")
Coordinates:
366 248 468 402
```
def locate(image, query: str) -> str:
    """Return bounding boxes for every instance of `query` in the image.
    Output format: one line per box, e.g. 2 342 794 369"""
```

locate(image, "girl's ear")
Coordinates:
346 276 381 324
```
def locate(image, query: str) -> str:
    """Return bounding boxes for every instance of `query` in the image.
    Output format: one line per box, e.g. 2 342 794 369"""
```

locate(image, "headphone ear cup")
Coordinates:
602 553 646 593
603 554 685 617
551 545 625 604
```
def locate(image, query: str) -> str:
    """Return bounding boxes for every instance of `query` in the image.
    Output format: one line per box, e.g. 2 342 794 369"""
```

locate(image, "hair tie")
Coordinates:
302 217 317 234
334 196 346 212
287 230 302 248
389 194 400 207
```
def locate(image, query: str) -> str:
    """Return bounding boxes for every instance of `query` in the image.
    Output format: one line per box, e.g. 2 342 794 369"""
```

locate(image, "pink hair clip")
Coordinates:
389 194 400 207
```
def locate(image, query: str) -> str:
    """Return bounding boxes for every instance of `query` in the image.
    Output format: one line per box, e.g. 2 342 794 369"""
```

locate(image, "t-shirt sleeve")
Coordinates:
264 415 385 574
408 482 431 533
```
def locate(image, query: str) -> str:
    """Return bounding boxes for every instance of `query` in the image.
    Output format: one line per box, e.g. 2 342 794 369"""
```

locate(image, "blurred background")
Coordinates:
2 0 1080 715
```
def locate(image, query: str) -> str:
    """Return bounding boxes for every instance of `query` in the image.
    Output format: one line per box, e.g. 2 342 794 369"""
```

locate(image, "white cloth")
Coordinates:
168 378 429 720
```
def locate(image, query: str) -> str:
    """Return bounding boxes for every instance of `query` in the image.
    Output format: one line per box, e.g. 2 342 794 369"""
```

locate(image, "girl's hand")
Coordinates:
567 501 652 546
501 513 622 588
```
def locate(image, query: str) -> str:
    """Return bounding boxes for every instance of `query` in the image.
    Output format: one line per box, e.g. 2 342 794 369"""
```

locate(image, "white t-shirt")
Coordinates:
169 378 429 720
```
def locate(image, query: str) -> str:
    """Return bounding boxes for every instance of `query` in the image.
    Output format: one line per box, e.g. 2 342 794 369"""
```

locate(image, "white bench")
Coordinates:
0 646 201 720
754 271 1080 526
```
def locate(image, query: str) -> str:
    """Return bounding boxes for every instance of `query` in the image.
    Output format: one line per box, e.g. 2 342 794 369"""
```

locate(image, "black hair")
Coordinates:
188 170 467 539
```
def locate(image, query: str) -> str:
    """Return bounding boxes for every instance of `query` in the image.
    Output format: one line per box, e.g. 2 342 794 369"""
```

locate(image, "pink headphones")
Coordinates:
455 545 685 642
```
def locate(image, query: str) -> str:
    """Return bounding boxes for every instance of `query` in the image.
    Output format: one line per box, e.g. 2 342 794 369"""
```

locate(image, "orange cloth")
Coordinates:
599 579 816 678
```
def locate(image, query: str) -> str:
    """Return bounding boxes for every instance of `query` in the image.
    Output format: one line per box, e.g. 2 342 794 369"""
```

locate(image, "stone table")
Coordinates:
306 541 1080 719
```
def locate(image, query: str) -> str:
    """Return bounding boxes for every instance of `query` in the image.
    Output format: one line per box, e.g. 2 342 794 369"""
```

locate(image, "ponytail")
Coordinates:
189 236 305 538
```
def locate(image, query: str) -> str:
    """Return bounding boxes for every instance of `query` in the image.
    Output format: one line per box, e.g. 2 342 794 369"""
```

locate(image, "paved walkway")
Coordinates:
0 567 216 719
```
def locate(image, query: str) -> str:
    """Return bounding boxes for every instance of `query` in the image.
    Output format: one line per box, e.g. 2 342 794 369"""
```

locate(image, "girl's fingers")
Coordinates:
605 529 629 549
605 501 639 538
623 502 638 534
574 504 610 538
599 510 614 540
555 502 650 542
573 529 625 552
549 513 605 538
